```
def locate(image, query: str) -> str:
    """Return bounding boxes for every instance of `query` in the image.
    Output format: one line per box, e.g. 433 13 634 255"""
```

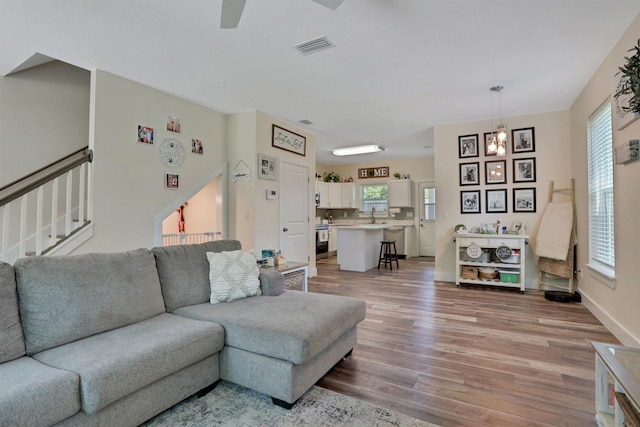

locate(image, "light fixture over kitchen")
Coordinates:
487 85 507 157
332 145 385 156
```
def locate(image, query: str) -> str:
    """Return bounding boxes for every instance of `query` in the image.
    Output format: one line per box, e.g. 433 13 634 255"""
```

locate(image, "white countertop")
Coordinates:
337 225 389 230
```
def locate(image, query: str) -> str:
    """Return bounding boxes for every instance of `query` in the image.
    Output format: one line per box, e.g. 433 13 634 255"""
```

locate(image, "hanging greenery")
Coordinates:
614 38 640 115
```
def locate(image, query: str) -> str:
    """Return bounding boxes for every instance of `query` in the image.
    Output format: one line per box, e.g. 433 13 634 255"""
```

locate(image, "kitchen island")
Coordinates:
337 225 388 272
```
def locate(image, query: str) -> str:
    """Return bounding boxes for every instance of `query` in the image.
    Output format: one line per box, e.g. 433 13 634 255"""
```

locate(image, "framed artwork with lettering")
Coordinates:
272 125 306 156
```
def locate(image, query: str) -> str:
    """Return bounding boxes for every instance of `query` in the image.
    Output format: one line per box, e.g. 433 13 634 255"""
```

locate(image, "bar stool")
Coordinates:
378 240 399 270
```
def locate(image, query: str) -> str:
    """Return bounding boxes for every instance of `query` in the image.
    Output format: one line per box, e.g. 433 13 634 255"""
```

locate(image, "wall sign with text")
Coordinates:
272 125 306 156
358 166 389 179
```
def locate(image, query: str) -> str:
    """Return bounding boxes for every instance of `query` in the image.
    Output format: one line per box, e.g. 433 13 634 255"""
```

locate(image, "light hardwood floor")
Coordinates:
310 256 619 427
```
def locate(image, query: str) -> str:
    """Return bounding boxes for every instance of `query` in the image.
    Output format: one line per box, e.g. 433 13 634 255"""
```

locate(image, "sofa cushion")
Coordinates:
207 250 261 304
0 262 25 363
33 313 224 414
14 248 166 355
152 240 242 311
173 291 366 364
0 356 81 427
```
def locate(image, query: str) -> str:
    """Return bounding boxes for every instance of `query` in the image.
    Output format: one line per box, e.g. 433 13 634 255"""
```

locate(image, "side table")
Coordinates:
261 262 308 292
592 341 640 426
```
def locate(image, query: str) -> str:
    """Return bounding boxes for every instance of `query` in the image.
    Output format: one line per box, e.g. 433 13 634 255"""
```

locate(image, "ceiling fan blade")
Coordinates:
311 0 344 11
220 0 247 29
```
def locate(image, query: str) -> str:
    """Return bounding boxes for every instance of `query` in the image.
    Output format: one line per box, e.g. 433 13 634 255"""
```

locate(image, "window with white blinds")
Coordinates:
587 101 615 275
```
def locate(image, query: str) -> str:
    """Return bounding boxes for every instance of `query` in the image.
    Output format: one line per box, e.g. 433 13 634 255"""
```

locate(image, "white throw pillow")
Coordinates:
207 250 261 304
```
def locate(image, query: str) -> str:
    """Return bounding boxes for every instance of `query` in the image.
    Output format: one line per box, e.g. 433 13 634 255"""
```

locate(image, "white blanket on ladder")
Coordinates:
535 202 573 261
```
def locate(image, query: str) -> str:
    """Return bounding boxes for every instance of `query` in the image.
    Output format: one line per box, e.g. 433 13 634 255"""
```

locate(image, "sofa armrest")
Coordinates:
259 269 285 296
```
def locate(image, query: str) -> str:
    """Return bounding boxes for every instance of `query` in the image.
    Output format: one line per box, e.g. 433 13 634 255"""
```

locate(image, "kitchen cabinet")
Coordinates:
316 182 330 208
388 179 412 207
341 183 356 208
454 233 528 292
328 226 337 255
316 182 356 209
327 184 342 208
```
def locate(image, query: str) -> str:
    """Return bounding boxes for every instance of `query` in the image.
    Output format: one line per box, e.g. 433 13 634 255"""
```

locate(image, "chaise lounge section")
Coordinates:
0 240 366 426
153 240 366 407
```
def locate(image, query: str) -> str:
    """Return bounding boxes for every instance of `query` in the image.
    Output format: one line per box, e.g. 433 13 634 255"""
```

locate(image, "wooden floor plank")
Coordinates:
311 256 620 427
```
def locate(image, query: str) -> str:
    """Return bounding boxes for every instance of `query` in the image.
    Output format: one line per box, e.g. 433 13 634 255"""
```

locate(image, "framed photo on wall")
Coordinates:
513 188 536 212
460 190 481 214
459 162 480 186
486 189 507 213
458 134 479 158
165 173 179 189
513 157 536 183
485 160 506 184
511 127 535 153
484 132 497 156
257 153 277 181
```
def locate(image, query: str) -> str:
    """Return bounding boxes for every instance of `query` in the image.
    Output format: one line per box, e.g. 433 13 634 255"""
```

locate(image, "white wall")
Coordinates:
0 61 90 185
227 111 316 267
77 70 227 253
569 14 640 346
433 110 572 289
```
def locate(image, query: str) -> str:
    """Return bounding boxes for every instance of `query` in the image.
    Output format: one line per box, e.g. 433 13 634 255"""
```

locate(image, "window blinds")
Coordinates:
587 101 615 268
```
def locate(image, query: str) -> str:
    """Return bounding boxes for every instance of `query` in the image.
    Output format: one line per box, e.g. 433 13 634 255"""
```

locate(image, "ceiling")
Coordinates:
1 1 639 165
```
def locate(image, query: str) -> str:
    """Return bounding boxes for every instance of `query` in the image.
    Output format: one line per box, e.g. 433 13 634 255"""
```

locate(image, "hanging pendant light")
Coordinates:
490 85 507 157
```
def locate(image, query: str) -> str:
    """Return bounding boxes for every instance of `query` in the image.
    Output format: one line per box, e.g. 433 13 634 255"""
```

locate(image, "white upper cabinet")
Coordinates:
316 182 356 209
316 181 330 208
387 179 412 207
341 183 356 208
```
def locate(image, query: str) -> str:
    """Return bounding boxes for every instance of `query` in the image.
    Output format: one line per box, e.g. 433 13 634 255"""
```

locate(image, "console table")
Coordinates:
453 233 528 292
262 262 308 292
592 341 640 426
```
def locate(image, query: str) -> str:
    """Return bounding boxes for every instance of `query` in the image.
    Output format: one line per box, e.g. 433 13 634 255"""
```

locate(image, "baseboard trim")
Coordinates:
580 288 640 347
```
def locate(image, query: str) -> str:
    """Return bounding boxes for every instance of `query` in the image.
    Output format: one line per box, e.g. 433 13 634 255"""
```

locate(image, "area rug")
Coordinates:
142 380 438 426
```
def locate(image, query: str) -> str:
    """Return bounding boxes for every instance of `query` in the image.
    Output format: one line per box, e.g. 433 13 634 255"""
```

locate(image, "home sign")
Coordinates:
358 166 389 179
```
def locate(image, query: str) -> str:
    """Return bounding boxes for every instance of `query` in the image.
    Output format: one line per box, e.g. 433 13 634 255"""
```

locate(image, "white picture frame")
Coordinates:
257 153 277 181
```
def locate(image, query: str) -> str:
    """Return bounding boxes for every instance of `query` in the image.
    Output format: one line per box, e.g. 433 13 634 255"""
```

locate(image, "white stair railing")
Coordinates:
162 231 223 246
0 147 93 263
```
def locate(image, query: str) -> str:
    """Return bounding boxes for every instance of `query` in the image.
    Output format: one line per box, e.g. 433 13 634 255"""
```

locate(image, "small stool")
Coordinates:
378 240 399 270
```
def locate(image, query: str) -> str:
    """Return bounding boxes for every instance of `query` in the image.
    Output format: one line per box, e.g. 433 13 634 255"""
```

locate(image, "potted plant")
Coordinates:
614 38 640 115
393 172 401 179
323 171 340 182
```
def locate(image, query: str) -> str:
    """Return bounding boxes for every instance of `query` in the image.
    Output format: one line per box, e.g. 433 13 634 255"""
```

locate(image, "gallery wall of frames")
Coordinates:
457 127 537 214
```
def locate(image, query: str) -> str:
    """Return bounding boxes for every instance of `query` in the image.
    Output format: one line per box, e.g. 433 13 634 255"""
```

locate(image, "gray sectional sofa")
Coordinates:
0 240 366 426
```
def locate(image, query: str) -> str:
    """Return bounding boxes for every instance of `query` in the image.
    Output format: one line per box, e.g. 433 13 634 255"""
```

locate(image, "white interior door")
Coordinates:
280 161 309 263
418 182 436 257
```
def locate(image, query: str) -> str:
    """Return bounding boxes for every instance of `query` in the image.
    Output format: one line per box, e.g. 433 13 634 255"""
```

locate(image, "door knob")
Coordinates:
283 227 289 232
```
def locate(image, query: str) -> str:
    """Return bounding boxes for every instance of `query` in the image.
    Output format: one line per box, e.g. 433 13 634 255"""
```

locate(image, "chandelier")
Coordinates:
487 85 507 156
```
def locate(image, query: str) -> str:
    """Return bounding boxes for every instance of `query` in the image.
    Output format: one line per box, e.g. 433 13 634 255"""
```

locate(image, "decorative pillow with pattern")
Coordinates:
207 250 261 304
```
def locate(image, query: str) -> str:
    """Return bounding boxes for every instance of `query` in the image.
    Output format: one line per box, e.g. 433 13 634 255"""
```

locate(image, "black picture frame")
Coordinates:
513 157 536 183
486 189 507 213
458 134 479 158
511 127 535 153
459 162 480 186
460 190 481 214
272 124 306 156
513 188 536 212
485 160 507 185
483 132 497 156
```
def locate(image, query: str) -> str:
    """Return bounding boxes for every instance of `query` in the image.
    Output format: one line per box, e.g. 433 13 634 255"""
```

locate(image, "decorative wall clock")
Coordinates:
158 138 185 168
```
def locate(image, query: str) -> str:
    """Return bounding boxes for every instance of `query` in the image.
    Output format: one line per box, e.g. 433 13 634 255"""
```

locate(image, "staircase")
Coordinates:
0 147 94 264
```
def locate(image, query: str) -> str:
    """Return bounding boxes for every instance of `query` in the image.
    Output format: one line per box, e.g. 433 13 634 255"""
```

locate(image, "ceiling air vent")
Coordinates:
293 36 335 55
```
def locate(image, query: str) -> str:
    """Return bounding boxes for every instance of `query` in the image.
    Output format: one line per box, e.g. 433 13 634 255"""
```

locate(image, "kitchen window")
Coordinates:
360 184 387 212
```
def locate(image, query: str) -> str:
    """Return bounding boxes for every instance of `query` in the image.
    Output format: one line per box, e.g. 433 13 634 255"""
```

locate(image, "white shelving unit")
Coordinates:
453 233 528 292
